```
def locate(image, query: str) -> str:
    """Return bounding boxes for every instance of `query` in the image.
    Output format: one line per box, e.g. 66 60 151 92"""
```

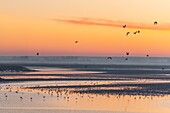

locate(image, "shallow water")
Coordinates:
1 83 170 113
25 68 103 74
1 56 170 65
1 67 170 113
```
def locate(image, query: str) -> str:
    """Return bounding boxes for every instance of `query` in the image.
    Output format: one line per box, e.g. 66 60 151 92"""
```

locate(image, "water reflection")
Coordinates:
1 67 170 113
1 81 170 113
25 68 103 74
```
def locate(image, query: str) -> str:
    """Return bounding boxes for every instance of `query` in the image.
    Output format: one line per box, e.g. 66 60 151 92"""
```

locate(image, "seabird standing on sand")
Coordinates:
126 32 130 36
123 25 126 28
134 31 137 34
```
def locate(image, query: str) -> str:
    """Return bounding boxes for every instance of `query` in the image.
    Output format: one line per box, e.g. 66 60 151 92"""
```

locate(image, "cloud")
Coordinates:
52 17 170 31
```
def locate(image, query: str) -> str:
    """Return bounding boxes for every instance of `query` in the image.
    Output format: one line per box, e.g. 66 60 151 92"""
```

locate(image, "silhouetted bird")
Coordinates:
123 25 126 28
134 31 137 34
37 53 39 56
126 32 130 36
137 30 140 33
75 41 78 43
107 57 112 60
126 52 129 56
20 97 23 100
146 54 149 57
125 58 128 60
154 21 158 25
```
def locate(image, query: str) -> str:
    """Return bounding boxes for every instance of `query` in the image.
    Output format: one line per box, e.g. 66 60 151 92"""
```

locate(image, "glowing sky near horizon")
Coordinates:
1 0 170 56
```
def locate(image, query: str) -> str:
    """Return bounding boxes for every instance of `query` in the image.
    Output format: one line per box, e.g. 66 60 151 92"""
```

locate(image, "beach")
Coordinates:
1 56 170 113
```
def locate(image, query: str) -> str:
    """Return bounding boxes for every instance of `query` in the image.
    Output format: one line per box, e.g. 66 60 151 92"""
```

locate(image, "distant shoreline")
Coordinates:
0 56 170 65
0 64 34 72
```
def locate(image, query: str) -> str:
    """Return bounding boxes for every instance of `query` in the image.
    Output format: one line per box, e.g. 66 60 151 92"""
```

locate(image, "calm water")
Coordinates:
1 66 170 113
1 56 170 113
1 82 170 113
0 56 170 65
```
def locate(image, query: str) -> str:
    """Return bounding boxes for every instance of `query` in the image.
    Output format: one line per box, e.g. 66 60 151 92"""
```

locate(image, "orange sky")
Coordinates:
1 0 170 56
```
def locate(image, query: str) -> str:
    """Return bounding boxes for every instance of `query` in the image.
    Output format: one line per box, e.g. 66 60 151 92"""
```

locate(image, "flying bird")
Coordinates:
75 41 78 43
154 21 158 25
126 32 130 36
123 25 126 28
126 52 129 56
107 57 112 60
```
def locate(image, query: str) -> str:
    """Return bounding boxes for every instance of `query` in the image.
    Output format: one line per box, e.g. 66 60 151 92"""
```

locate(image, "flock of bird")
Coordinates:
1 21 160 99
0 81 166 105
107 21 158 60
0 20 169 112
124 21 157 36
0 84 99 103
35 21 158 59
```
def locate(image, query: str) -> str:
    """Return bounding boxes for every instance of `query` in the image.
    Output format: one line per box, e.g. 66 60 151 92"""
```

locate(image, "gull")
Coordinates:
134 31 137 34
75 41 78 43
123 25 126 28
126 52 129 56
154 21 158 25
20 97 23 100
107 57 112 60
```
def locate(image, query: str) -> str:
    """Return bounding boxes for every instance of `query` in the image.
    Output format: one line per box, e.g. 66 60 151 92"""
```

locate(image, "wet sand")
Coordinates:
1 63 170 96
0 64 34 72
1 63 170 113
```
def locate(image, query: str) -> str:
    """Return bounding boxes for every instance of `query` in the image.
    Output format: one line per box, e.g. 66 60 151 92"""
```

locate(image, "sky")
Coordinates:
1 0 170 56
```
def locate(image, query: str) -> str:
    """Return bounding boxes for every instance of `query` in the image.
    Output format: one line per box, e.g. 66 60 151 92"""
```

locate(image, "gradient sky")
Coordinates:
1 0 170 56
